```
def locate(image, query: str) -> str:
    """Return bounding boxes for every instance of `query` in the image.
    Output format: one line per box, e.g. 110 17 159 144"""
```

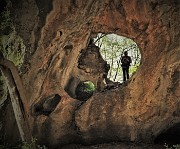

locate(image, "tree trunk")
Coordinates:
113 59 121 81
0 54 34 147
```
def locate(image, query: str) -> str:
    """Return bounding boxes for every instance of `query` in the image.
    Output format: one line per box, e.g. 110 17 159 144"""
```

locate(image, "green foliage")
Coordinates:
129 64 140 74
0 33 26 69
164 144 180 149
83 81 96 92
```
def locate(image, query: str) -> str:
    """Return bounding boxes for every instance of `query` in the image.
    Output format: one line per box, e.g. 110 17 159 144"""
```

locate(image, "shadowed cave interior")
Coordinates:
31 94 61 116
154 123 180 145
0 1 180 148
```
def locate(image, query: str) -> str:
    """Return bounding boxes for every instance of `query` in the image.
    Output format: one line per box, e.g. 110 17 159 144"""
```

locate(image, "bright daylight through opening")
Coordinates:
94 33 141 83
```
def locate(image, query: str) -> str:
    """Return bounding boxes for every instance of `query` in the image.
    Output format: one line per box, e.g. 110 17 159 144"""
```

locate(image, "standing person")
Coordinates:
121 51 132 82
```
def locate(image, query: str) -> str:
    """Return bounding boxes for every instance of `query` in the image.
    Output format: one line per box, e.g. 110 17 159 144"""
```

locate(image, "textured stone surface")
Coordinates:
0 0 180 148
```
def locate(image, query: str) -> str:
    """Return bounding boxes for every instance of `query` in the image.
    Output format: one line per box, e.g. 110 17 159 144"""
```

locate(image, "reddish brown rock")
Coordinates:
0 0 180 148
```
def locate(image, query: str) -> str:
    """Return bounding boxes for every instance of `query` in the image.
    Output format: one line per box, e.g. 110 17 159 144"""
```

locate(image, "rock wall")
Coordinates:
0 0 180 148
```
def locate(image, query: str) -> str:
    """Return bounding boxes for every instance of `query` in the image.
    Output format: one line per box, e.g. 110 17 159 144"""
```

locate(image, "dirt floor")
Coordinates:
62 142 165 149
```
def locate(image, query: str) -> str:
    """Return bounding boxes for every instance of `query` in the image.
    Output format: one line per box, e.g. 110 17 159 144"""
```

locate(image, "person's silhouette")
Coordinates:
121 51 132 82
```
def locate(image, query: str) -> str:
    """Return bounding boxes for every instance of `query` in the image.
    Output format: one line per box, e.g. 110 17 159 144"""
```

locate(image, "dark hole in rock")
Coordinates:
75 81 96 101
154 123 180 146
59 31 62 36
64 42 73 50
32 94 61 116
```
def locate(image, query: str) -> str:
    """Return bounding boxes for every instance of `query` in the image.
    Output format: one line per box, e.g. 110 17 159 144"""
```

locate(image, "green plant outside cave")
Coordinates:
129 64 140 74
0 33 26 69
75 81 96 101
83 81 96 92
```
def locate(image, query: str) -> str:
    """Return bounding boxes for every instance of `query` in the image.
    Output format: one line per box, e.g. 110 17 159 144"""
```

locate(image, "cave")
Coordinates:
0 0 180 148
94 33 141 83
75 81 96 101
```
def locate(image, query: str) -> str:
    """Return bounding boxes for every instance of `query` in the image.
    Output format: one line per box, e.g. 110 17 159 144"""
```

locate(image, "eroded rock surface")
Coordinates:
0 0 180 148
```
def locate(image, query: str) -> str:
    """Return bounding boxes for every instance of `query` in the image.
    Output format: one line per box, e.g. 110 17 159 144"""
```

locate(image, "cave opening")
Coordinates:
75 81 96 101
154 123 180 146
94 33 141 83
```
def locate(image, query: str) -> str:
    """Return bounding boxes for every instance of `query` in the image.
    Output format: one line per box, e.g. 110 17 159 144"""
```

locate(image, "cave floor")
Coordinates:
62 142 164 149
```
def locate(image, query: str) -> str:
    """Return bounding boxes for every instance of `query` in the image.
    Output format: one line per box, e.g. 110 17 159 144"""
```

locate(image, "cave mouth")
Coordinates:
154 123 180 146
75 81 96 101
94 33 141 83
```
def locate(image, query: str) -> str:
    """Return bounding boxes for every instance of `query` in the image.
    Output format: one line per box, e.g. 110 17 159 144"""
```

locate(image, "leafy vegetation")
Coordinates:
95 33 141 82
0 33 26 68
82 81 96 92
